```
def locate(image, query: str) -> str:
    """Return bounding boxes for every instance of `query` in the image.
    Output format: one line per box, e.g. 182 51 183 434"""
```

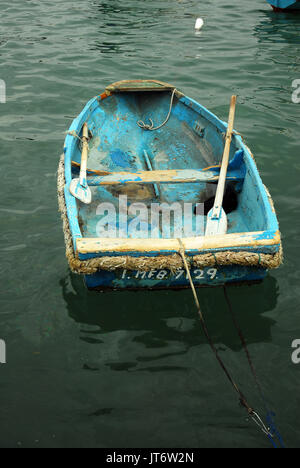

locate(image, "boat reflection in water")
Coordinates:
61 272 279 358
254 9 300 44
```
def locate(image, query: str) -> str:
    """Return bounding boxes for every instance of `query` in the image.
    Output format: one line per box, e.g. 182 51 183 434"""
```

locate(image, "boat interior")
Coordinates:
69 90 274 240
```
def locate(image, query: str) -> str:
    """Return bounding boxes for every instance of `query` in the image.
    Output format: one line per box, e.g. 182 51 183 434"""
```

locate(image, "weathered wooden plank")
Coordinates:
106 79 177 93
76 230 281 255
84 167 244 186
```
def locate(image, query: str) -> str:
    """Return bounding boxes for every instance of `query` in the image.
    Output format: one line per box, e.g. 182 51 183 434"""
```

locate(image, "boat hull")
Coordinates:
84 265 267 291
267 0 300 10
60 80 282 292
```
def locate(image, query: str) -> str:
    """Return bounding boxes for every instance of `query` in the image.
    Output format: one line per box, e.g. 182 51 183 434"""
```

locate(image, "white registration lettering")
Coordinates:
175 269 185 280
194 269 204 280
207 268 217 280
156 270 168 280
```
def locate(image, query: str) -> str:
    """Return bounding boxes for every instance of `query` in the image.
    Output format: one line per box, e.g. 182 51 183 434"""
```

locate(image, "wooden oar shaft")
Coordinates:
211 96 237 219
79 123 89 186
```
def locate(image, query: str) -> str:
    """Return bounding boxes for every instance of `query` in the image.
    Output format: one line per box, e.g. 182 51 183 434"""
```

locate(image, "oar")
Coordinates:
205 95 237 236
69 123 92 204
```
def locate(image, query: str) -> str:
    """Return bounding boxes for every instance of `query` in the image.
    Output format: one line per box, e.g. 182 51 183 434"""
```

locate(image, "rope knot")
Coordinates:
137 119 154 131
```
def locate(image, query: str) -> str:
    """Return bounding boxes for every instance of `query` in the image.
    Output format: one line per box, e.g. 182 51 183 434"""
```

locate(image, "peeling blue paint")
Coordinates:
110 149 132 169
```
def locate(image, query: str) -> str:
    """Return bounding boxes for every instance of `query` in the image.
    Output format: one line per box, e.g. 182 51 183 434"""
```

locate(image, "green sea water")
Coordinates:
0 0 300 448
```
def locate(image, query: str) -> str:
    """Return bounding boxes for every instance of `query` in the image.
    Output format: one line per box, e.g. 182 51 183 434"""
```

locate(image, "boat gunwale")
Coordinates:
76 230 281 259
63 86 281 259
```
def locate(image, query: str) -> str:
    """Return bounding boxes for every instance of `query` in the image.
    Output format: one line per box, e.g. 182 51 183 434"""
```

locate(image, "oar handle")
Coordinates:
211 95 237 219
79 123 89 187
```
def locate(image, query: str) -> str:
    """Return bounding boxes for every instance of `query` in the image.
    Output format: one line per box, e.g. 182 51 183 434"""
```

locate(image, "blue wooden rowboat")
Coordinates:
59 80 282 291
266 0 300 11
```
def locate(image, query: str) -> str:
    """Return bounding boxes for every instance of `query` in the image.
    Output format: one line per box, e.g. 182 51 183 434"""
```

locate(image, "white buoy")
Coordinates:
195 18 204 31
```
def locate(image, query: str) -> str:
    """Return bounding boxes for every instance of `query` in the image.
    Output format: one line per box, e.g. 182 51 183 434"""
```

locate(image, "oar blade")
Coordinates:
205 207 228 236
70 178 92 204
